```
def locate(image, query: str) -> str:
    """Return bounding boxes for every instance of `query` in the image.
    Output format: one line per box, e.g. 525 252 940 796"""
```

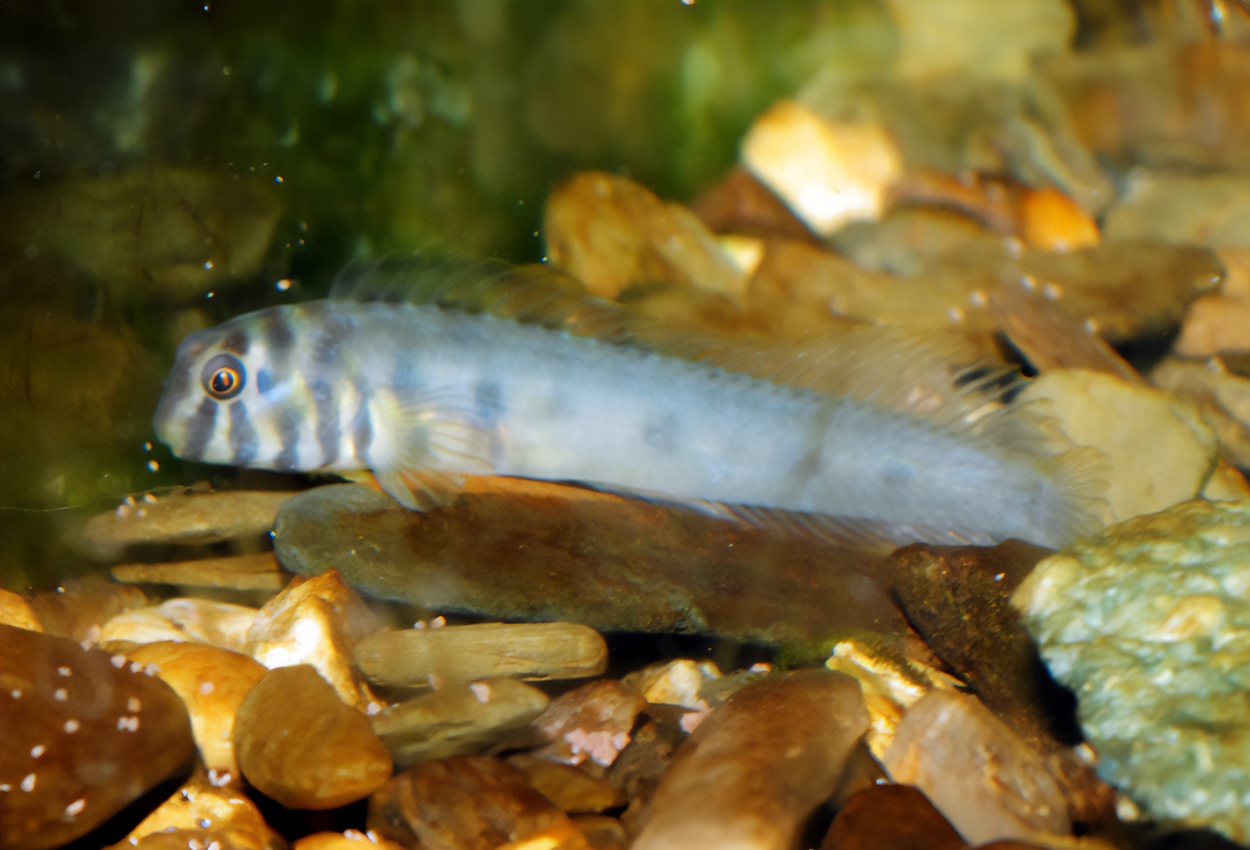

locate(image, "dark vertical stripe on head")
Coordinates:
263 309 295 356
220 330 250 355
273 407 303 471
228 400 260 465
312 379 339 466
182 398 218 460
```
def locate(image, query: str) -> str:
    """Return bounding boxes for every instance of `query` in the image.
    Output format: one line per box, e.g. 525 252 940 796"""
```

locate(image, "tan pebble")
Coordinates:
506 752 625 814
741 100 901 236
355 622 607 688
116 768 282 848
0 588 43 632
533 680 647 768
125 641 267 778
1019 368 1217 524
621 658 720 710
293 829 407 849
233 664 392 809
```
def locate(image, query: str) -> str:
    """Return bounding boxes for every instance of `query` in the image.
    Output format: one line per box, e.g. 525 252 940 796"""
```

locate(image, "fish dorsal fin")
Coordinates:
331 253 634 344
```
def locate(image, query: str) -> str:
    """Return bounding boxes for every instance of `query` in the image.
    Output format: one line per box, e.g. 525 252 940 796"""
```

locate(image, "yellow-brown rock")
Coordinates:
233 665 393 810
0 588 42 632
293 831 405 850
26 575 146 643
99 598 259 653
0 624 195 850
245 570 382 709
110 769 284 849
125 641 268 780
367 755 589 849
506 753 625 814
544 170 746 301
112 551 291 592
1019 369 1218 524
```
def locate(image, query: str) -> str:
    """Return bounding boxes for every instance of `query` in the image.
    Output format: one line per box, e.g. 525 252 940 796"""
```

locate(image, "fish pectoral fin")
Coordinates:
374 467 466 511
370 390 496 511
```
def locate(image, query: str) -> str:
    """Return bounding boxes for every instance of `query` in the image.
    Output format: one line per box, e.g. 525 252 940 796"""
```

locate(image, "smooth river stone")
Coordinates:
273 482 907 658
632 669 870 850
355 622 607 686
0 624 195 850
233 665 393 810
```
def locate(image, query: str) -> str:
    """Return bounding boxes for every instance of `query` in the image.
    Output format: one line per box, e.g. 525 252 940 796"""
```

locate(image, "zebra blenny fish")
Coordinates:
153 258 1105 549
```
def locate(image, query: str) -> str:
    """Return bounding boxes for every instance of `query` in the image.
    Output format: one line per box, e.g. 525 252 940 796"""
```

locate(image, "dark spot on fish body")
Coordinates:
312 379 339 466
881 460 916 485
182 397 217 460
643 412 680 454
393 358 419 392
220 330 249 355
474 380 503 419
312 312 350 365
228 400 260 464
274 406 303 471
263 309 295 362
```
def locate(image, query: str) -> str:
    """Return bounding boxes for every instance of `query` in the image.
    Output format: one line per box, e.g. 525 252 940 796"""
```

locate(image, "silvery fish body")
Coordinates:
153 265 1104 549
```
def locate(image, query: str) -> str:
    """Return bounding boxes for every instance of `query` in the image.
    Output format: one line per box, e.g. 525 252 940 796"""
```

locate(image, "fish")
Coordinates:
153 256 1106 550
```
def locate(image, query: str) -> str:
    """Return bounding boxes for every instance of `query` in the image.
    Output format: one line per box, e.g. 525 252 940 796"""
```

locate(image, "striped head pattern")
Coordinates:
153 304 363 474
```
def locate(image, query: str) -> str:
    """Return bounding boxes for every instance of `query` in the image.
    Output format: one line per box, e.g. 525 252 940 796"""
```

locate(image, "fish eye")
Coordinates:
201 353 246 400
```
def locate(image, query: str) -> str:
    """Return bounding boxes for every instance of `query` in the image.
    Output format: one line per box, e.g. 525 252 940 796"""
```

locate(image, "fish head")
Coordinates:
153 306 301 468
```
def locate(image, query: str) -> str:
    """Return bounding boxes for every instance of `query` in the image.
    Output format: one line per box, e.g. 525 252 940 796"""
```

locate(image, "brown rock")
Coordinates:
544 170 746 301
246 570 383 710
632 669 870 850
355 622 607 687
690 167 818 242
0 624 195 850
233 665 392 810
0 588 42 632
112 551 292 591
26 575 146 643
367 755 588 849
124 641 268 780
293 831 404 850
110 769 285 849
884 541 1058 748
882 690 1070 847
372 678 550 768
532 679 648 768
605 705 690 835
506 752 625 814
571 815 629 850
81 489 300 557
99 597 259 653
821 784 968 850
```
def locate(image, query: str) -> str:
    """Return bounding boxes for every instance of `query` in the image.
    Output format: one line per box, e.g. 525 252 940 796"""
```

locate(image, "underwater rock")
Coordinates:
82 490 300 558
99 598 259 654
1151 356 1250 469
606 704 690 836
0 167 280 299
1175 247 1250 358
506 752 625 815
739 100 902 237
293 831 404 850
883 541 1059 749
112 551 292 592
544 171 747 301
882 690 1071 847
123 641 268 780
621 658 722 711
1019 369 1217 524
1013 499 1250 844
0 588 42 632
690 167 817 243
532 679 648 769
820 783 968 850
233 664 393 811
355 622 607 687
273 482 907 659
632 669 869 850
372 677 550 768
367 754 588 849
293 832 404 850
0 624 194 850
111 768 284 850
245 570 383 711
1103 171 1250 249
27 575 146 643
